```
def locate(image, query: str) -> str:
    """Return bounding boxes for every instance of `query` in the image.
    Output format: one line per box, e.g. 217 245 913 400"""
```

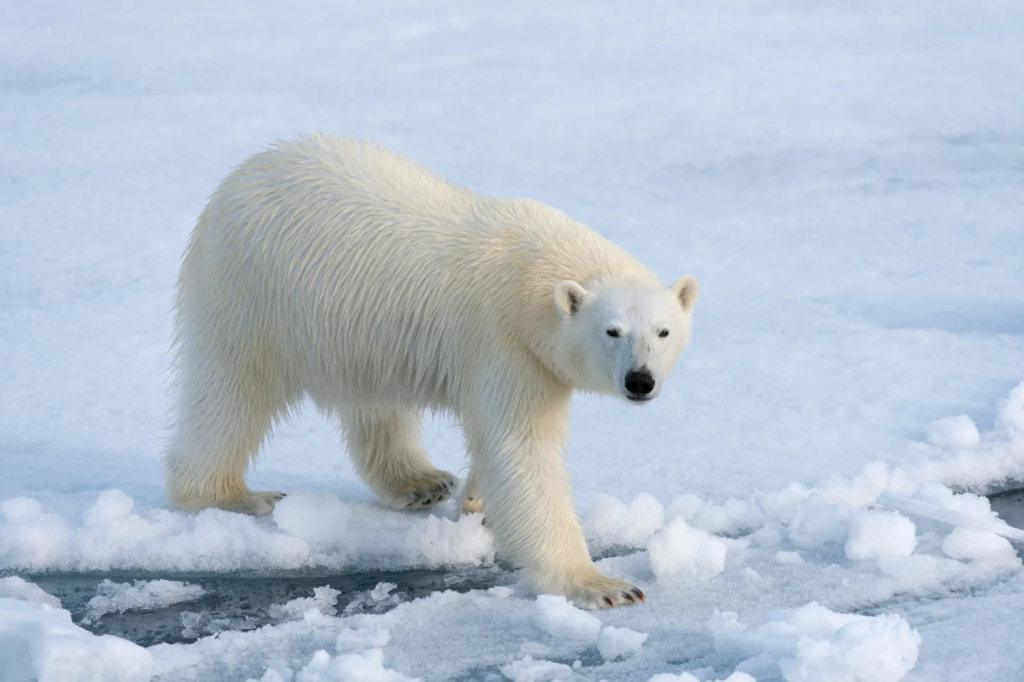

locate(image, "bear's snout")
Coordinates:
624 369 656 400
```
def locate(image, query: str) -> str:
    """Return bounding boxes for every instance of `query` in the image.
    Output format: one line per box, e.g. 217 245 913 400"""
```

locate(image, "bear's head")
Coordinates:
553 276 699 402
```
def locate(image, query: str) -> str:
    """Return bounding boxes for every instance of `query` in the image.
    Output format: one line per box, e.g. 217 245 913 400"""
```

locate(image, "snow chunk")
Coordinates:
534 594 601 641
0 576 61 607
926 415 980 449
85 578 205 623
269 586 341 621
941 526 1019 564
775 551 805 566
709 602 920 682
584 493 665 546
845 511 916 561
997 381 1024 433
289 648 418 682
0 597 152 682
788 496 848 550
649 673 754 682
597 625 648 660
647 518 728 581
500 656 572 682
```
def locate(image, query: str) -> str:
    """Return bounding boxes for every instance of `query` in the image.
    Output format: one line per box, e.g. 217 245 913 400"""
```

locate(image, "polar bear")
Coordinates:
165 135 699 608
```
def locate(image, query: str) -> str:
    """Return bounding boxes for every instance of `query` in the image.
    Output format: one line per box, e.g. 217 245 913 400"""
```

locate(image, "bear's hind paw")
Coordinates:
228 491 286 516
394 470 456 511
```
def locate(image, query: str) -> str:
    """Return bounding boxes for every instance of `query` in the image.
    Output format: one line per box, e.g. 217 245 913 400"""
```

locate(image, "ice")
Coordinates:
0 576 60 608
710 602 920 682
0 597 151 682
500 656 572 682
533 595 601 641
84 578 204 623
941 527 1019 564
844 511 917 561
596 625 647 661
647 518 728 581
269 586 341 622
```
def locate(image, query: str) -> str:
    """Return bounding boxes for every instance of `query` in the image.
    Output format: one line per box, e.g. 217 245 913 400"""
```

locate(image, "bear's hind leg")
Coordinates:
342 408 455 510
165 347 287 516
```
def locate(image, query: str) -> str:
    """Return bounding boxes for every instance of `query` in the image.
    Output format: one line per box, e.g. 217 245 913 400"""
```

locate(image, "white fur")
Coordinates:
165 135 699 608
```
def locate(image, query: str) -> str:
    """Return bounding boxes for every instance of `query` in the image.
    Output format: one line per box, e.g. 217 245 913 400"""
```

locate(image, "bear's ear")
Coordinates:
671 275 700 312
554 280 589 319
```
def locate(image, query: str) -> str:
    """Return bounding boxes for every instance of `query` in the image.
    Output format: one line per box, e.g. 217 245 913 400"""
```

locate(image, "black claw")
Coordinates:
622 591 635 604
603 596 614 608
631 588 645 602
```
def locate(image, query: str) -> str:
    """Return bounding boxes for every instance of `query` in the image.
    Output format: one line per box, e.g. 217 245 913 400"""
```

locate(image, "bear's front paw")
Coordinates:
565 574 645 610
394 470 457 510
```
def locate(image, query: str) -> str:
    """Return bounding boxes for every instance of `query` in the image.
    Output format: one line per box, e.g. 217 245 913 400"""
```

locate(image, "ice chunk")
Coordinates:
533 595 601 641
500 656 572 682
0 597 152 682
336 627 392 651
0 576 61 607
291 648 418 682
997 381 1024 433
926 415 980 449
941 526 1019 564
597 625 647 660
647 518 728 581
775 551 805 565
648 673 754 682
709 602 920 682
788 496 848 550
845 511 916 561
85 578 205 623
583 493 665 546
269 586 341 621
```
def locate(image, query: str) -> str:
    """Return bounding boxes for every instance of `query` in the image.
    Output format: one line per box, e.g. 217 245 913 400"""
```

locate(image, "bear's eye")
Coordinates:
658 330 669 338
606 328 620 338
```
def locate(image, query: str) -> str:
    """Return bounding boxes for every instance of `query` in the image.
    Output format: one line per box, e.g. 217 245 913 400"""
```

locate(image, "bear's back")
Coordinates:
177 135 658 407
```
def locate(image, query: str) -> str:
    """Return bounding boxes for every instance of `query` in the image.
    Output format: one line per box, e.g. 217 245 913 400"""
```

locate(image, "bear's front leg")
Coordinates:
463 381 644 609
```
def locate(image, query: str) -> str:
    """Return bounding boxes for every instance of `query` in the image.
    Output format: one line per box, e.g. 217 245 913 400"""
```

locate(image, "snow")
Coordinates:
596 625 647 661
84 579 205 624
0 598 152 682
533 595 601 641
2 0 1024 680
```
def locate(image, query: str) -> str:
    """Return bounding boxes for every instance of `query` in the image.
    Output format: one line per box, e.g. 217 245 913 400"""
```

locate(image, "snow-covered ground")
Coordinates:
2 1 1024 680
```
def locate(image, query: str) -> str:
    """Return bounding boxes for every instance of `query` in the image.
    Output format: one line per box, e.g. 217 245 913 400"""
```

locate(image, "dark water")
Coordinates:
29 565 512 647
22 490 1024 649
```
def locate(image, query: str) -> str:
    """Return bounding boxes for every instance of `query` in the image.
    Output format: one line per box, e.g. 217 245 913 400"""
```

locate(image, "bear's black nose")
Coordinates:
625 370 656 396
